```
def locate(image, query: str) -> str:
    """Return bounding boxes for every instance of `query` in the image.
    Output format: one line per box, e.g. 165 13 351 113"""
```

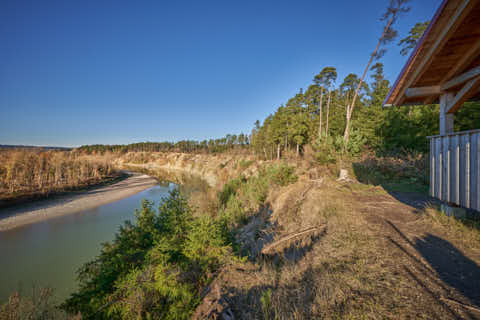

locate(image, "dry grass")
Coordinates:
0 149 117 204
195 171 480 319
422 206 480 250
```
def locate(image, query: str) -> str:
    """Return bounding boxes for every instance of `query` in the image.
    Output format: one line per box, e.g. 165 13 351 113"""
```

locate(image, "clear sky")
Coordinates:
0 0 441 147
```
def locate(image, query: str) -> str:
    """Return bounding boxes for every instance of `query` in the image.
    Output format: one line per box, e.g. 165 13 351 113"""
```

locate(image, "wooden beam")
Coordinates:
405 86 441 98
441 66 480 91
440 40 480 85
423 95 439 105
393 0 476 106
447 76 480 113
440 93 455 135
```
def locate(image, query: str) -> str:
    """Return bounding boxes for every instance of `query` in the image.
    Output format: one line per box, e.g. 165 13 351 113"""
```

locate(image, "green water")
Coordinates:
0 183 175 303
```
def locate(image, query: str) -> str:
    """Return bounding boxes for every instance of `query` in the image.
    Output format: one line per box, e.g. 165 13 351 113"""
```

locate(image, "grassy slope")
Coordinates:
187 156 480 319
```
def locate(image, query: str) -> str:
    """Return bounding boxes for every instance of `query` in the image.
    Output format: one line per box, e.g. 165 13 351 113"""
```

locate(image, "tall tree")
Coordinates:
343 0 411 143
313 72 325 140
398 21 430 56
369 63 390 106
320 67 337 138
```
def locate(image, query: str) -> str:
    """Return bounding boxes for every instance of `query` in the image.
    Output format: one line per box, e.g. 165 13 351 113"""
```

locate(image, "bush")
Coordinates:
218 177 245 207
263 164 297 187
62 189 232 319
239 159 254 169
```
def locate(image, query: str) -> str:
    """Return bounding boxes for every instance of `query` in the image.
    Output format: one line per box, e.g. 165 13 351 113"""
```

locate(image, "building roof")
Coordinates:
384 0 480 110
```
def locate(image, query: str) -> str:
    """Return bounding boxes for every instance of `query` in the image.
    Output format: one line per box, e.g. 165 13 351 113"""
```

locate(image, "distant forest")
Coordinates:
0 145 72 151
77 21 480 159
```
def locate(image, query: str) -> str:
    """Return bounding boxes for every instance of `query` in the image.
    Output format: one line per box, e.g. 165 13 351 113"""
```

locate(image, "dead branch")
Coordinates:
261 225 326 255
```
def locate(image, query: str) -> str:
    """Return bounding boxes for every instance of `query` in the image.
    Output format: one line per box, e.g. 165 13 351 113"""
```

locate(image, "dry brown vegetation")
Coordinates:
0 149 117 205
191 163 480 319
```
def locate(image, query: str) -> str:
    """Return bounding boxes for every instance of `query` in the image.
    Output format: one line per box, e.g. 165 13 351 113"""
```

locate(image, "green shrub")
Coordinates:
218 177 245 207
260 289 273 320
263 164 297 186
62 189 231 319
239 159 254 169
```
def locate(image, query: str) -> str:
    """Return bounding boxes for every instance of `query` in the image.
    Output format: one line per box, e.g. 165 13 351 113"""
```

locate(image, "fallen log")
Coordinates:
261 224 326 255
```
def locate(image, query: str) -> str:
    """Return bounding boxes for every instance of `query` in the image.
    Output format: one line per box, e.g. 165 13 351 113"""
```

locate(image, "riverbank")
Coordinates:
0 172 158 231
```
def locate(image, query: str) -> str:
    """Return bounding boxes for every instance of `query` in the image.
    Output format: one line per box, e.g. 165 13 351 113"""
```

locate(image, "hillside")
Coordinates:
115 152 480 319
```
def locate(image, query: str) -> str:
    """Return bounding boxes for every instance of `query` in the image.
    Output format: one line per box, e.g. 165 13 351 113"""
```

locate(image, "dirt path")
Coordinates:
193 179 480 319
0 172 158 231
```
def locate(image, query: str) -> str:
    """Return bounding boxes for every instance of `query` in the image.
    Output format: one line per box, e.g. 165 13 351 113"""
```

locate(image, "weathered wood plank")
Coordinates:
430 138 435 197
456 136 460 205
437 138 443 200
466 134 471 208
460 134 467 207
446 76 480 114
405 86 441 97
443 136 449 202
451 135 458 204
471 132 478 211
477 133 480 212
441 66 480 91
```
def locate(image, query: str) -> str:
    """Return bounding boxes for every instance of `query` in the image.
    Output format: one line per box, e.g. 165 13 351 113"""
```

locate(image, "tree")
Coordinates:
343 0 411 144
399 21 429 56
369 63 390 107
320 67 337 138
313 73 326 140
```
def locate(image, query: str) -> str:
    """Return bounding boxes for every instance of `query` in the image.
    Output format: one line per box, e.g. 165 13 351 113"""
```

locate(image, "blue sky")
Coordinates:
0 0 441 147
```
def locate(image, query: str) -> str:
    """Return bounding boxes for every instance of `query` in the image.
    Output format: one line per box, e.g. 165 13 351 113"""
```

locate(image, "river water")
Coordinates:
0 182 175 303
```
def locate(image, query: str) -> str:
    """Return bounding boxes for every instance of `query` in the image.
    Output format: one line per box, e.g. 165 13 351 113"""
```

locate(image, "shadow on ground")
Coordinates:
386 219 480 318
415 234 480 307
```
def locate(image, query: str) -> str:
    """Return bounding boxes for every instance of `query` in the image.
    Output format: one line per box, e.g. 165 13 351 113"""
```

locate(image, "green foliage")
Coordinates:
378 105 437 153
398 21 429 56
219 164 297 228
260 289 273 320
352 154 429 193
77 133 250 155
239 159 254 169
218 177 245 207
62 190 231 319
263 164 298 187
313 139 338 165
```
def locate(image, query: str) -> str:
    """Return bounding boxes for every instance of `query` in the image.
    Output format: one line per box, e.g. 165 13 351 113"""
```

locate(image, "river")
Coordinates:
0 182 175 303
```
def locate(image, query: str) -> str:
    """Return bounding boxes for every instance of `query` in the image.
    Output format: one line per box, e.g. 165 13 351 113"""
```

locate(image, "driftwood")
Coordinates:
261 225 326 255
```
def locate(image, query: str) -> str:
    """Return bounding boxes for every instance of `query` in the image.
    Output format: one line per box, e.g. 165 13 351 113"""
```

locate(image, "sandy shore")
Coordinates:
0 172 158 232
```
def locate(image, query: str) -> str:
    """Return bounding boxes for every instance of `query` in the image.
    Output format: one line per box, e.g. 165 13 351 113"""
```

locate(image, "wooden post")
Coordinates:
439 93 455 135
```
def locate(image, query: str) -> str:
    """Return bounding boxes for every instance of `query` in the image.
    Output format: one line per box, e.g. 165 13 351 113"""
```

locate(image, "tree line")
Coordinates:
77 134 250 155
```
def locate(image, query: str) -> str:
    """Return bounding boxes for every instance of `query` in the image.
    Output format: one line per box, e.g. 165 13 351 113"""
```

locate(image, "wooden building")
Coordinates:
384 0 480 211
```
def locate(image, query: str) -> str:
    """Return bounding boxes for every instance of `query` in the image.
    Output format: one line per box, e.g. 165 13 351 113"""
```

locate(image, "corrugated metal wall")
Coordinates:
429 129 480 211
